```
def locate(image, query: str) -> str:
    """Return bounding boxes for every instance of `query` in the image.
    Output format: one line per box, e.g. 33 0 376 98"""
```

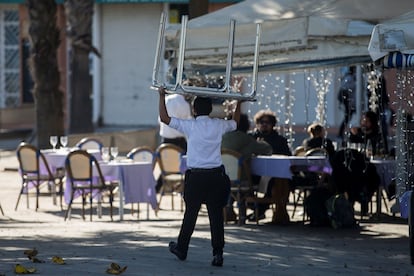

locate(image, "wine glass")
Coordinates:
50 136 58 150
101 147 110 162
110 147 119 162
60 136 68 149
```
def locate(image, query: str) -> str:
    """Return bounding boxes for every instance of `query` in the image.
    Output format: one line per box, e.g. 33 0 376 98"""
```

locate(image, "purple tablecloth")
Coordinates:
370 158 395 188
250 155 332 179
64 160 157 220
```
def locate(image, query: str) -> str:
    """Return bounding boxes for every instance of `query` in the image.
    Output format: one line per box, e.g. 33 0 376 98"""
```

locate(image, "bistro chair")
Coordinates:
293 146 306 156
290 147 328 221
221 148 256 225
155 143 185 211
15 142 65 211
75 137 104 151
64 149 118 221
127 146 155 164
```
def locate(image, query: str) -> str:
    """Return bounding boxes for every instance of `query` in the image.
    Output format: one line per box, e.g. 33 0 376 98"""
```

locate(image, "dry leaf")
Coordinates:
29 256 45 263
14 264 36 274
106 262 127 275
23 248 38 258
52 256 66 265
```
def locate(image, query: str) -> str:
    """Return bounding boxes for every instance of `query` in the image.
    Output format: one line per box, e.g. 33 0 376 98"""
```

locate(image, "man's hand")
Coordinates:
158 86 171 125
158 86 166 96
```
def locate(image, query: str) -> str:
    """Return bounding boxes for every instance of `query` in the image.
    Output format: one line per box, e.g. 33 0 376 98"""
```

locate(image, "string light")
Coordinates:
366 69 380 113
308 68 334 126
394 69 414 199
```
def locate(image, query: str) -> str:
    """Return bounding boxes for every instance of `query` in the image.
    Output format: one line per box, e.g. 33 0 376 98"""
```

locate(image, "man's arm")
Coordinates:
232 101 241 126
158 87 171 125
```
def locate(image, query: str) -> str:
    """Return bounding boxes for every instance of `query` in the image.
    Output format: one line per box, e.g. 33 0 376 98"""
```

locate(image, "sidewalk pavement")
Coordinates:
0 149 412 276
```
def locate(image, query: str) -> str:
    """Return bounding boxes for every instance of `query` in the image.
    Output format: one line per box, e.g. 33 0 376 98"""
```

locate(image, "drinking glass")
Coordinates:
60 136 68 149
110 147 119 162
50 136 58 150
101 147 110 162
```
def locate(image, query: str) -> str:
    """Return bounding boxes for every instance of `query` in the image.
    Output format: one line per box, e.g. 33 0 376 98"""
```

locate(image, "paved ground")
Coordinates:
0 149 412 276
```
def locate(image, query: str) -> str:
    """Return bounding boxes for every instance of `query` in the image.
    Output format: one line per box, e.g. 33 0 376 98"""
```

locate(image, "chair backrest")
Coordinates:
221 149 242 183
65 149 105 187
127 146 154 163
294 146 306 156
16 142 53 176
155 143 184 175
76 137 104 151
305 147 328 157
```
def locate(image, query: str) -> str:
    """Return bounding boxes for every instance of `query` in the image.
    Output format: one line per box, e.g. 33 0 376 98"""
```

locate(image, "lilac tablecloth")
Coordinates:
250 155 332 179
64 160 157 220
370 158 395 188
42 148 101 172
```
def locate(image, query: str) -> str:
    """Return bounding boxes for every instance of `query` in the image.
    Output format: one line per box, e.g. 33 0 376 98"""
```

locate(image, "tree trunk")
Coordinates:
65 0 95 134
189 0 209 19
26 0 64 148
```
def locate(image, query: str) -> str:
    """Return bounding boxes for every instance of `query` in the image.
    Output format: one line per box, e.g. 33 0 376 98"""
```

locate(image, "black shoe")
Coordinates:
211 254 223 267
169 241 186 261
247 212 265 222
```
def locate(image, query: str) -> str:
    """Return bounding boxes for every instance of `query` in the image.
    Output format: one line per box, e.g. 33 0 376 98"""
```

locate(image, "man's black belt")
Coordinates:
189 166 223 173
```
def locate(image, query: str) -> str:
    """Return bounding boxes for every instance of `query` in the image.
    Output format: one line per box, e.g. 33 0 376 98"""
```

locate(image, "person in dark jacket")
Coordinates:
248 110 292 224
302 123 336 163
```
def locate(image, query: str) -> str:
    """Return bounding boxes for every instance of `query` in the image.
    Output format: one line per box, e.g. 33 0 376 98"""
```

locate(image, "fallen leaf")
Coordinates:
29 256 45 263
52 256 66 265
14 264 36 274
106 263 127 275
23 248 38 258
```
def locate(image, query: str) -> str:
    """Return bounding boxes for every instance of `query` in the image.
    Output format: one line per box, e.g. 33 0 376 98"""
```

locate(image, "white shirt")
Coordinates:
159 94 192 139
169 116 236 168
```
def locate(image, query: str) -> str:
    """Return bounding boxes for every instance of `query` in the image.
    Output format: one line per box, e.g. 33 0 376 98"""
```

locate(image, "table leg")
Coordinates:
119 180 124 221
410 191 414 264
271 178 290 224
376 186 382 217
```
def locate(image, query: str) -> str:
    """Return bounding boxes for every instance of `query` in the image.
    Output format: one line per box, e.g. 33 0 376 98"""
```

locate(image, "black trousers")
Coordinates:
176 166 230 256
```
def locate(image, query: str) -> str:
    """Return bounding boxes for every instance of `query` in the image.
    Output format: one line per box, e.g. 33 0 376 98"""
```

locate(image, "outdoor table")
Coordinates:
370 158 395 216
42 149 157 220
63 159 157 221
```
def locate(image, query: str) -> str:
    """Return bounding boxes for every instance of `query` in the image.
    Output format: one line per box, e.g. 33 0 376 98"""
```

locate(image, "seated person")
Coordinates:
222 114 272 222
331 148 380 215
248 110 292 224
349 111 383 156
302 123 336 160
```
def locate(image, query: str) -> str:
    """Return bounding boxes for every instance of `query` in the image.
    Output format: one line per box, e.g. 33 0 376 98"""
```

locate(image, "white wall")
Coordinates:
100 4 161 126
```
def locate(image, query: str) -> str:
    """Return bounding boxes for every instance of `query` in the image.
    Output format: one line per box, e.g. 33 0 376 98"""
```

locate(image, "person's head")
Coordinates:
254 110 277 134
361 111 379 133
312 124 325 138
193 96 212 116
307 123 325 138
238 114 250 133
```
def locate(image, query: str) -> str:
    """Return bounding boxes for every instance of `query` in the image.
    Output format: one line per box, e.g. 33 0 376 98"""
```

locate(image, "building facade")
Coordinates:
0 0 239 130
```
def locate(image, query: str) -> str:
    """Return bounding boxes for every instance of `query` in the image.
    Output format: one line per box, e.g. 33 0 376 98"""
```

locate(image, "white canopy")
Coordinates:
368 10 414 63
167 0 414 72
